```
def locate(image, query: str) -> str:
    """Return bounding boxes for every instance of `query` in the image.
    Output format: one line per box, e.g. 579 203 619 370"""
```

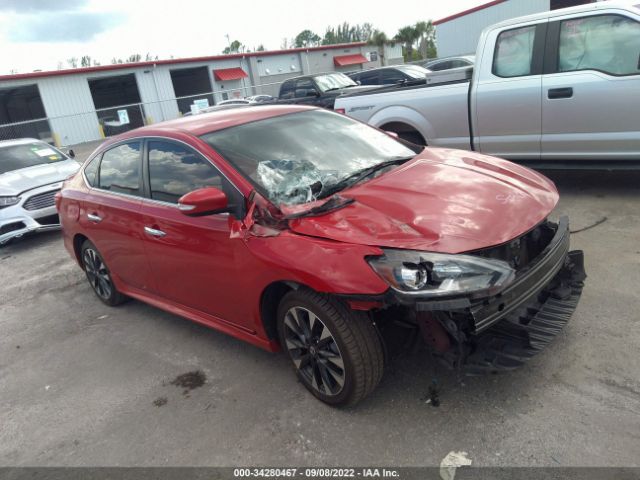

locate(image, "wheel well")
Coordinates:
380 122 427 146
260 281 296 340
72 234 88 266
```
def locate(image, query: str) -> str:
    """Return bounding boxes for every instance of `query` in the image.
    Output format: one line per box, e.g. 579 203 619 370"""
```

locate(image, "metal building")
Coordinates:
0 42 397 146
434 0 598 58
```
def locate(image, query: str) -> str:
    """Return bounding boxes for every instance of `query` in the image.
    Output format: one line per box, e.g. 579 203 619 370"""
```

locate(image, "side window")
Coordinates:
147 141 223 204
98 142 142 196
358 71 380 85
279 81 294 99
449 60 469 69
429 60 451 71
558 15 640 75
294 78 317 98
493 25 536 77
381 69 406 85
84 154 100 187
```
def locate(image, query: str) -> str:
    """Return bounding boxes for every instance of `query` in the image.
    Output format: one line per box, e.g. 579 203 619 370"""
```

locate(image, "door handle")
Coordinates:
548 87 573 99
87 213 102 223
144 226 166 238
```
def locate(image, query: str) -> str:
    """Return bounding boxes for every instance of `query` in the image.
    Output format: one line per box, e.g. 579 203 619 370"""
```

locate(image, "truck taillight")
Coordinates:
334 108 346 115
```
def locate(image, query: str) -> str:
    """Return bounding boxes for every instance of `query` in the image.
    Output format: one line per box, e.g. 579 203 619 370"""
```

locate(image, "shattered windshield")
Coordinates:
200 110 417 207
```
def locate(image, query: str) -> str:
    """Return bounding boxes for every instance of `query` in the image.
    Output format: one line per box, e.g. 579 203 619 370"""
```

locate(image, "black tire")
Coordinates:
80 240 127 306
277 288 384 406
397 131 426 146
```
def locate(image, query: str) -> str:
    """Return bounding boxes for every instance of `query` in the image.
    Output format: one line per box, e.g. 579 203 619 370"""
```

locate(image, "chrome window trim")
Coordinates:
81 135 245 211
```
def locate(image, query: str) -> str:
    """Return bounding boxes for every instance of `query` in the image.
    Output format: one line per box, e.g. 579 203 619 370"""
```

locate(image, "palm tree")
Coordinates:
414 20 435 60
368 29 388 64
395 26 419 61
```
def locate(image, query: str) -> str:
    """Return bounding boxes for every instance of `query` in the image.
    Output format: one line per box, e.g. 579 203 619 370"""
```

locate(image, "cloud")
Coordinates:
0 0 87 12
7 11 124 42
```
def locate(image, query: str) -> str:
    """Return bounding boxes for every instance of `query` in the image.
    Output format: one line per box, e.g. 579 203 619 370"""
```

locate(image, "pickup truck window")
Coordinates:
559 15 640 76
493 25 536 77
280 81 295 99
294 78 317 98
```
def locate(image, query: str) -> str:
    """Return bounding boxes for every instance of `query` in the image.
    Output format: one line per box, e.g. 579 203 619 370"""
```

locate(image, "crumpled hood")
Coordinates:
0 159 79 196
288 148 559 254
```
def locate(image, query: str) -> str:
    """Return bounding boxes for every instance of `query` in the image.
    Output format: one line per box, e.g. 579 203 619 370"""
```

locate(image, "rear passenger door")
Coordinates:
473 22 546 159
80 141 153 292
541 11 640 160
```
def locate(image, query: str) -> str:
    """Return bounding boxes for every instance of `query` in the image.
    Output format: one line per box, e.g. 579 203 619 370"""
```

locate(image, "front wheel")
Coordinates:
277 289 384 406
81 240 127 306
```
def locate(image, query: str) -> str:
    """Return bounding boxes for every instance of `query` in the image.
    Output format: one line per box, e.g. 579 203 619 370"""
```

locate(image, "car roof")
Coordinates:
427 55 474 63
489 1 638 29
0 137 44 147
106 105 316 142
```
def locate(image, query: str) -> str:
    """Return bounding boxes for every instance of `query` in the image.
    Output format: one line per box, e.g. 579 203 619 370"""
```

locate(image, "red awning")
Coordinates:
333 54 368 67
213 67 248 81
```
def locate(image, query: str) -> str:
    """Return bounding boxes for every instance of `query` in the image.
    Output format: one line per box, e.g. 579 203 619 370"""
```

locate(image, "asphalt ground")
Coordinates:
1 149 639 467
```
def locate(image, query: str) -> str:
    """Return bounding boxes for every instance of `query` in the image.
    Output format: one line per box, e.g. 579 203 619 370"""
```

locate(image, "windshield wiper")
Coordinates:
318 156 413 199
284 195 355 220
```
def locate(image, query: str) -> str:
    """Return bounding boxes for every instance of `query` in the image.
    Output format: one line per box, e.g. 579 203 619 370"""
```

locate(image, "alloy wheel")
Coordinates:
83 248 113 300
283 306 345 396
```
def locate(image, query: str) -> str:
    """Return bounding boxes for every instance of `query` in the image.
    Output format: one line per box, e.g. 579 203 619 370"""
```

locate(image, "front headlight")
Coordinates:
368 249 515 298
0 196 20 209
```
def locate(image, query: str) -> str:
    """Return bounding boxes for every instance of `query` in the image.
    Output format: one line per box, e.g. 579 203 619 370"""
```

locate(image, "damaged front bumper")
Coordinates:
348 216 587 373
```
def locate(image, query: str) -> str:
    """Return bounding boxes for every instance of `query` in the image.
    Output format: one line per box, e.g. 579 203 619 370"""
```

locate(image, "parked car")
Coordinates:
245 94 275 103
0 138 79 245
218 95 275 106
424 55 475 71
273 72 378 108
348 65 431 86
57 105 586 405
335 2 640 164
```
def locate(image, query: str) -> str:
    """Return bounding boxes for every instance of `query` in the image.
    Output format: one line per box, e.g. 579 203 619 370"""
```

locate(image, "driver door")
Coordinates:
294 78 323 106
139 139 251 329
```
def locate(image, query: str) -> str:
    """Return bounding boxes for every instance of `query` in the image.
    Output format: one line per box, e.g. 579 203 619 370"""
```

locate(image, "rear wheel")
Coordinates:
277 289 384 406
81 240 127 306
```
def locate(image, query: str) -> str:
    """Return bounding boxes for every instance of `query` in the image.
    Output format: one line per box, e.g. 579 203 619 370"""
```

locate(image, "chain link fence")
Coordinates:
0 78 288 147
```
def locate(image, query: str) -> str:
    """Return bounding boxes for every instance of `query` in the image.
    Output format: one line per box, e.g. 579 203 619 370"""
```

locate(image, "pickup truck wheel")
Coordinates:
397 131 426 146
277 289 384 406
81 240 127 306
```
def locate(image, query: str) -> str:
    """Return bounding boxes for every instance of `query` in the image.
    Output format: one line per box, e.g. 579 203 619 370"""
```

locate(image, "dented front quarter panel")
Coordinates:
243 231 388 295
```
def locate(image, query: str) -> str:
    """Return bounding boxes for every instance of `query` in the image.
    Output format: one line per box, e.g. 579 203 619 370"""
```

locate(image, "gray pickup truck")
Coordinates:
334 2 640 165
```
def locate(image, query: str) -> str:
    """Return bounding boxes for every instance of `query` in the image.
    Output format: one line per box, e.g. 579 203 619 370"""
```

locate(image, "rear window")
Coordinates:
0 142 66 175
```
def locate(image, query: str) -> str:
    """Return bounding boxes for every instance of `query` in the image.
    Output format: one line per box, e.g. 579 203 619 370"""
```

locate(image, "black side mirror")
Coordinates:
67 149 75 159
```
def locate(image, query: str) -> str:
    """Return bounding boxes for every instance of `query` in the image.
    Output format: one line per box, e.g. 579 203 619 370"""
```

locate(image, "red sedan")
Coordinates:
56 105 585 405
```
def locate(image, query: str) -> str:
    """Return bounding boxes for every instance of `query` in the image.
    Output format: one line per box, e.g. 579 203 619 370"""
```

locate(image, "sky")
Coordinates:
0 0 485 74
